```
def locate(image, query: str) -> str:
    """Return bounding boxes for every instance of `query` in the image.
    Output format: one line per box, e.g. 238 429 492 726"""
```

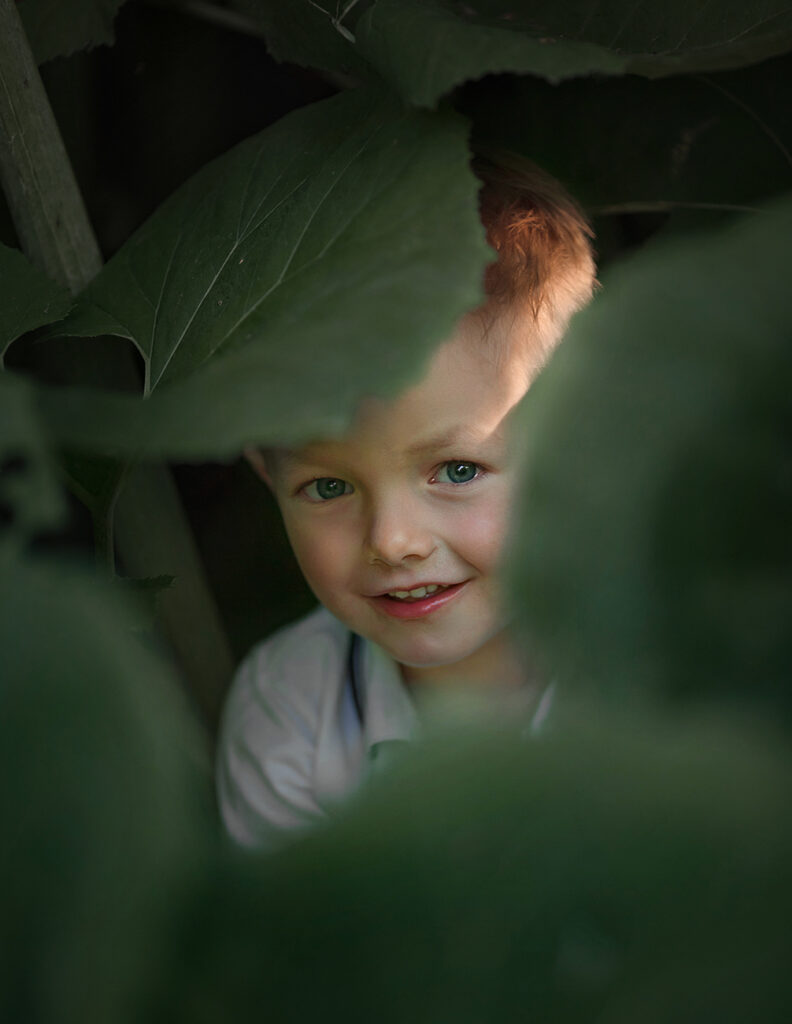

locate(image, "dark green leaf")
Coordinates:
459 54 792 213
17 0 128 64
356 0 792 108
0 243 71 360
508 197 792 721
226 0 375 81
45 89 490 459
0 556 210 1024
160 713 792 1022
358 0 623 105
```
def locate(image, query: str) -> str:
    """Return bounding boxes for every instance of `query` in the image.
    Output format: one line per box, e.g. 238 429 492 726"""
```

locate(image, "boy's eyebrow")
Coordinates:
405 427 493 455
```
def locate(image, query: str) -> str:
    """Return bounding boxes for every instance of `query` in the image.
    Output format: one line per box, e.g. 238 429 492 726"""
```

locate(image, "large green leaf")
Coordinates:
356 0 792 108
226 0 375 80
0 372 66 551
459 53 792 213
0 243 71 360
0 556 210 1024
158 713 792 1021
508 197 792 721
44 89 490 459
17 0 128 64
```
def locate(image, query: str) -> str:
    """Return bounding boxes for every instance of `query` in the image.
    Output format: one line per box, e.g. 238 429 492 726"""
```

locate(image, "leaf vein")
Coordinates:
205 126 388 357
146 229 185 393
151 177 309 390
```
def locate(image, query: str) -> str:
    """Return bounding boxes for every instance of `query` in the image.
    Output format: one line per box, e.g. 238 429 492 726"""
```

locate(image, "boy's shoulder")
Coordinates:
216 605 357 848
232 604 349 713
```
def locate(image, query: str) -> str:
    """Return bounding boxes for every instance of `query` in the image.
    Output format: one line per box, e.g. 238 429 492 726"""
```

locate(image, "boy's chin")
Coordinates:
378 627 507 675
322 596 508 673
388 642 477 670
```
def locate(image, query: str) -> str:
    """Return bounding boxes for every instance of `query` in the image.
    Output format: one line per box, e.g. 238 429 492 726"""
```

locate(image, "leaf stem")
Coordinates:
0 0 235 730
95 462 129 576
0 0 102 293
696 74 792 174
594 200 761 215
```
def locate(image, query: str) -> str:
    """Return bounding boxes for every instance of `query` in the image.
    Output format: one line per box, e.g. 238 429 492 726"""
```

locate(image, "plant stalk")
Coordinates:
0 0 102 292
0 0 234 732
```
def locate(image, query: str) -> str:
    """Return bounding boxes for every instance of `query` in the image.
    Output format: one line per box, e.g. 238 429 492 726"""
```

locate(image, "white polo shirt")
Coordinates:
217 607 418 849
216 605 553 850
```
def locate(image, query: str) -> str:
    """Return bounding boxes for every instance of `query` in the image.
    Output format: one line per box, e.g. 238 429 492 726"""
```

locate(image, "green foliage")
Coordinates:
460 54 792 212
356 0 792 107
18 0 128 64
44 88 488 458
158 713 792 1022
0 556 211 1024
0 244 71 360
227 0 375 79
224 1 792 106
0 372 65 552
357 0 621 104
509 196 792 720
1 2 791 1021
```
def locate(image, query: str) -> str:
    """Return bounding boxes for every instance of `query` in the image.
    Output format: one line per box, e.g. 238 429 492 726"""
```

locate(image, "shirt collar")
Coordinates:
358 635 417 750
355 632 556 753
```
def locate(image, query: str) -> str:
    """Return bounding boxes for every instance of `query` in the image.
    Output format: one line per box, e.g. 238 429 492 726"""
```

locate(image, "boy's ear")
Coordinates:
244 446 273 488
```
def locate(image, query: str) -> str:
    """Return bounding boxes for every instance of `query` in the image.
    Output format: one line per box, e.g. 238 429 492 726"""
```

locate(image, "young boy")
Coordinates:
216 154 596 848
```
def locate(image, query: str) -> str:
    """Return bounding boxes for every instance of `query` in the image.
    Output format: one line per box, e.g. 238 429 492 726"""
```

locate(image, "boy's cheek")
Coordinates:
454 491 512 560
284 520 354 588
465 521 509 574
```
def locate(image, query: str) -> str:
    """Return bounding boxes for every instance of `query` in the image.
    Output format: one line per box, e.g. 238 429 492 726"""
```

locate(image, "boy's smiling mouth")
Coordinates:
386 583 448 601
368 581 469 619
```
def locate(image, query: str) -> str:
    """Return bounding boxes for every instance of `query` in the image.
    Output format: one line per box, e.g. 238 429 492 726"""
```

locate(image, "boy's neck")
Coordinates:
398 628 533 694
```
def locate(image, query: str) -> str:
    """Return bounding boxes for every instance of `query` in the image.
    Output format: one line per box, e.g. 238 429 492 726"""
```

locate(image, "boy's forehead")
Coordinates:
286 422 494 462
277 313 534 468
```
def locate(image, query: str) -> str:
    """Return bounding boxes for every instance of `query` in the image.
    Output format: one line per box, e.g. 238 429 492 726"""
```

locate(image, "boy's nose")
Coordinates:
364 498 436 567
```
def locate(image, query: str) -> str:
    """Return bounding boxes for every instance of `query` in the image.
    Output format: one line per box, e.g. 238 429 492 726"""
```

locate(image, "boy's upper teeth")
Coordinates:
388 584 443 599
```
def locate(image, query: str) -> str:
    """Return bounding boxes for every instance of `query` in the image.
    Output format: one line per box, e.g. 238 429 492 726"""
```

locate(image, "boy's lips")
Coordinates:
367 581 468 620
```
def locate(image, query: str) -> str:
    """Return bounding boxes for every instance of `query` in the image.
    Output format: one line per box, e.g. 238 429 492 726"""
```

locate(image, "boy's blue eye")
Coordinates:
303 477 354 501
436 461 480 484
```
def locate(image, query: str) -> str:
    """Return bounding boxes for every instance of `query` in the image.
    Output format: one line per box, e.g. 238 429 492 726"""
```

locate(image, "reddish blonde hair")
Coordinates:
473 150 596 363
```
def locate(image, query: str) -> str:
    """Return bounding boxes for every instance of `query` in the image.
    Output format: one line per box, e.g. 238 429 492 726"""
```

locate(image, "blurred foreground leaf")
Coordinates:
356 0 792 108
509 196 792 720
44 88 489 459
0 557 211 1024
0 372 65 551
157 713 792 1022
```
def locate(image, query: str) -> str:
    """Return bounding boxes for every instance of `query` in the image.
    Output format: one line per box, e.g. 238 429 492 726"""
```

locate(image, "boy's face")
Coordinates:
264 314 534 681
